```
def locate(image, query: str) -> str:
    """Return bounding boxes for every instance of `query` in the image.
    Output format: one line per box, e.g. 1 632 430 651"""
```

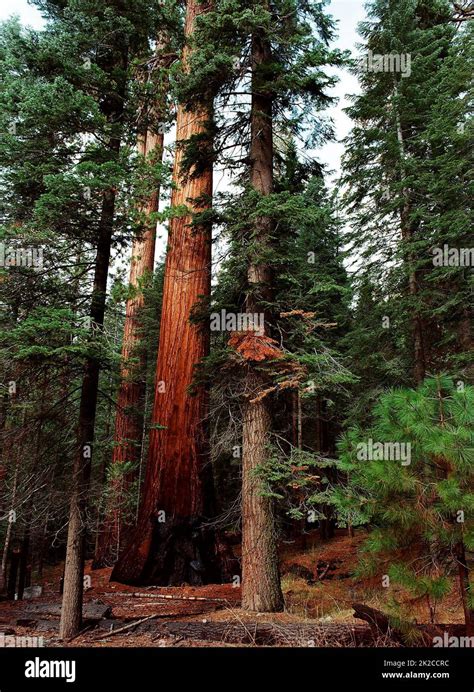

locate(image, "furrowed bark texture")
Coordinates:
94 125 163 568
111 0 226 586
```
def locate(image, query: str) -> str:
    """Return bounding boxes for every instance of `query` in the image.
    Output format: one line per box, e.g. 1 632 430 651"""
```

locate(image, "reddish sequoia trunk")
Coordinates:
111 0 226 586
240 30 284 613
94 127 163 568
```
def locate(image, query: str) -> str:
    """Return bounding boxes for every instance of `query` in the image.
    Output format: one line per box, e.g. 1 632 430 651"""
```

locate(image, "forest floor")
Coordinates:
0 530 465 647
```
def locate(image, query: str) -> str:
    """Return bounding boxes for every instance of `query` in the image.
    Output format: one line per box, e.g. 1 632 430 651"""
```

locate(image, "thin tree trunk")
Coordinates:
7 543 20 600
458 307 472 354
17 527 30 600
394 79 426 384
241 29 283 613
59 185 118 639
456 542 474 636
59 30 128 632
0 392 8 516
0 458 19 594
112 0 225 586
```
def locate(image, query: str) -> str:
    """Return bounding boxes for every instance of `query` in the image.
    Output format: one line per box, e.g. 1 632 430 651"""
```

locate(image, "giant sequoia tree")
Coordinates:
94 41 172 568
111 0 223 585
1 0 472 647
175 0 346 609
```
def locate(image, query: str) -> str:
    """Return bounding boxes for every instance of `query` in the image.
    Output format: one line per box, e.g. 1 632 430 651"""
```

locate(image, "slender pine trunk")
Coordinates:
59 185 118 639
394 79 426 384
0 458 19 594
241 30 283 613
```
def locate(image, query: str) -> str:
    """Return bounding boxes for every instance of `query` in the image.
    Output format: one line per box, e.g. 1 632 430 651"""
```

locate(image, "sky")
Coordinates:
1 0 367 263
319 0 366 179
1 0 367 177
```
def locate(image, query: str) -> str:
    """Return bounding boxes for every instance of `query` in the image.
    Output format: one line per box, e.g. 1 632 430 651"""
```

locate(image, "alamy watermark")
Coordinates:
210 309 264 336
0 242 43 270
357 50 411 78
432 245 474 267
25 657 76 683
356 438 411 466
433 633 474 648
0 633 44 647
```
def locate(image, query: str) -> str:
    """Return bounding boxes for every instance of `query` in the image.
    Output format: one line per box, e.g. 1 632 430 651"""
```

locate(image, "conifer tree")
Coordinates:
94 39 172 568
0 0 170 638
341 0 471 390
337 376 474 634
111 0 224 586
183 0 345 608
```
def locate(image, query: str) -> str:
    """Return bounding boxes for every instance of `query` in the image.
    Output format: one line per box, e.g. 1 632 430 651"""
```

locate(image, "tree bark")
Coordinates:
456 542 474 636
241 29 284 613
59 62 126 636
94 95 165 568
394 79 426 384
0 434 19 594
59 186 118 639
16 527 30 601
6 543 21 600
111 0 226 586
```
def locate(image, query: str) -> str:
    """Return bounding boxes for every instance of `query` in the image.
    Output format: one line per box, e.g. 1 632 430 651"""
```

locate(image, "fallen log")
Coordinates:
103 592 233 603
85 618 375 645
159 621 375 646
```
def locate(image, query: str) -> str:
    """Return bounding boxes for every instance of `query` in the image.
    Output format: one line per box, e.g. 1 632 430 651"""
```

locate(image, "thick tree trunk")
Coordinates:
94 125 164 569
111 0 226 586
242 394 283 611
241 30 283 613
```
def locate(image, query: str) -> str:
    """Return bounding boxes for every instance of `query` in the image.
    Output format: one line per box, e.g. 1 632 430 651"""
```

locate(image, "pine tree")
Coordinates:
341 0 471 391
183 0 346 609
337 376 474 635
0 0 170 638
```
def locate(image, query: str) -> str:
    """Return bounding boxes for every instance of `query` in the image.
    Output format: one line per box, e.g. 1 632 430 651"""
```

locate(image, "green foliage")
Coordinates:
335 376 474 616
